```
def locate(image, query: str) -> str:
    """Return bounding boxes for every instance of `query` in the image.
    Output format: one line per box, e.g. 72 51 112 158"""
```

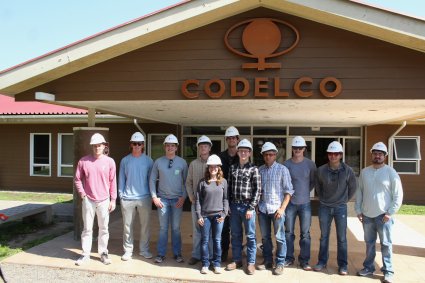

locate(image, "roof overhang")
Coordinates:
1 0 425 95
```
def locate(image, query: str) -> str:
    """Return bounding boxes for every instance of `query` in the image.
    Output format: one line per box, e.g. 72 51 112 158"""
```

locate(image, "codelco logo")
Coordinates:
181 18 342 99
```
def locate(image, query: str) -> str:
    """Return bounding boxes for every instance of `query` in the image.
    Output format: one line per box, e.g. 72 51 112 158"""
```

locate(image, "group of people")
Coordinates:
73 126 403 283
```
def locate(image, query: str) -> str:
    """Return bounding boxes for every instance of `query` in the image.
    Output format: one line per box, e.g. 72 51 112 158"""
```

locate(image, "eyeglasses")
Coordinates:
132 142 143 146
226 136 238 140
292 147 304 151
168 159 174 169
263 153 276 157
327 152 341 156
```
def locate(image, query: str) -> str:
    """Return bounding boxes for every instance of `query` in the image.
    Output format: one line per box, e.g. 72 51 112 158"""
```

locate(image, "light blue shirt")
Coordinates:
149 156 188 199
258 162 294 214
355 165 403 218
118 153 153 200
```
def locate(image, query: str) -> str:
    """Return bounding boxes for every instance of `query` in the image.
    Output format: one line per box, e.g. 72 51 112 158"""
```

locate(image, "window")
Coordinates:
58 134 73 177
148 134 169 160
30 133 51 176
392 137 421 174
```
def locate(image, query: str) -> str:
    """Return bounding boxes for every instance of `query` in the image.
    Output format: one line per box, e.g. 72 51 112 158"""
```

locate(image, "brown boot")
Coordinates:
226 261 242 271
246 263 255 275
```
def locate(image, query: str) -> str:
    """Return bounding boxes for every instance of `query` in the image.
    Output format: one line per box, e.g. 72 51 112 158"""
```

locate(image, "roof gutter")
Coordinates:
133 119 147 138
388 121 407 164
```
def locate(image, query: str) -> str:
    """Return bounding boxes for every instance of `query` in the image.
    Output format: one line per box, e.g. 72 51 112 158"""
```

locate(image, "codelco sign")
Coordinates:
181 18 342 99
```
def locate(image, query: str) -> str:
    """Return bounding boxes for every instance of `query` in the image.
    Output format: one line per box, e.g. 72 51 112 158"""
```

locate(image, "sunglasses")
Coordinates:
168 159 174 169
132 142 143 146
293 147 304 150
327 152 341 156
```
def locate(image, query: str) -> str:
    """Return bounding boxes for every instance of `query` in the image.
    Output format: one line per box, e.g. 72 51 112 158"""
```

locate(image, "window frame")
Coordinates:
391 136 421 175
30 133 51 177
58 133 73 177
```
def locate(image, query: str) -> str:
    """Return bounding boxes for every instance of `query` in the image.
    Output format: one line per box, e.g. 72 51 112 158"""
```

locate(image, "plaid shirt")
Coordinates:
228 162 261 210
258 162 294 214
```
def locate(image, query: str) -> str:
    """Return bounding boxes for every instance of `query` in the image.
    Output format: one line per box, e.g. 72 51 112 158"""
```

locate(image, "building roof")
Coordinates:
0 94 87 115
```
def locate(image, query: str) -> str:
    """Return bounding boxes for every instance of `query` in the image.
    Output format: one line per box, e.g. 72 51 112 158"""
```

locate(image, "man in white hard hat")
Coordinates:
257 142 294 275
218 126 240 262
74 133 117 266
149 134 188 264
186 135 213 265
119 132 154 261
283 136 317 271
314 141 356 275
355 142 403 283
225 139 261 275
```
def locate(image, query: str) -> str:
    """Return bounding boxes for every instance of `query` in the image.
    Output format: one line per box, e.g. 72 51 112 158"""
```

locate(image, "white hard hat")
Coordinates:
237 139 253 150
261 142 278 154
90 133 106 145
130 132 145 142
206 154 222 166
163 134 179 145
327 141 343 153
370 142 388 156
225 126 240 137
292 136 307 147
197 135 212 147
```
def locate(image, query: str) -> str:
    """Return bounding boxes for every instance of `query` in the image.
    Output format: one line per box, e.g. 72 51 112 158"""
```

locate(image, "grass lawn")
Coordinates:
398 204 425 215
0 191 73 203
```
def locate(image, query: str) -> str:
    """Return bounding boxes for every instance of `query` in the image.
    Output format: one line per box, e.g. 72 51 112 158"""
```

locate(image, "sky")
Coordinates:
0 0 424 71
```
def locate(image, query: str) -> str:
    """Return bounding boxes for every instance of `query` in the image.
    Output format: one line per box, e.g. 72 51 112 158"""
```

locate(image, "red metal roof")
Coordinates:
0 94 87 115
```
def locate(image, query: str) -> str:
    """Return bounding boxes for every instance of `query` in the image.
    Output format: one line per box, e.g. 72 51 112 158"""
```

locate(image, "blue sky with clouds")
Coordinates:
1 0 424 71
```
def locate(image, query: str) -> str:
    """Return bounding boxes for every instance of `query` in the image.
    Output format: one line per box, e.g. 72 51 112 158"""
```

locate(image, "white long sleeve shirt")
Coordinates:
355 165 403 218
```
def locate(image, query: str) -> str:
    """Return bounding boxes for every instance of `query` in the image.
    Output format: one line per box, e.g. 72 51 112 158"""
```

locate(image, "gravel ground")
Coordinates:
0 263 194 283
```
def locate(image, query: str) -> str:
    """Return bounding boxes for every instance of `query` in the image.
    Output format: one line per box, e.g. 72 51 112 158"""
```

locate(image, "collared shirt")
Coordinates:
228 162 261 210
186 157 208 201
355 165 403 218
258 162 294 214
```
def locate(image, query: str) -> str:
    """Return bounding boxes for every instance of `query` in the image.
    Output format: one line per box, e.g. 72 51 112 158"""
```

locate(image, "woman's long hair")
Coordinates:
204 165 224 185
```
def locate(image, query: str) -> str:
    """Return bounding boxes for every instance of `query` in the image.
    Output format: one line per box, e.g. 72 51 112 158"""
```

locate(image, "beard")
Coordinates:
372 158 384 165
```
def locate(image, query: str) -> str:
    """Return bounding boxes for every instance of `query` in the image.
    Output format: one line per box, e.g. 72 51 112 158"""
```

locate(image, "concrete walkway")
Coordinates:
1 200 424 283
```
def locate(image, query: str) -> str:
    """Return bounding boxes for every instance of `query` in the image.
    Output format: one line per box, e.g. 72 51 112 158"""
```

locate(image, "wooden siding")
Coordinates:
16 7 425 102
366 125 425 204
0 123 177 193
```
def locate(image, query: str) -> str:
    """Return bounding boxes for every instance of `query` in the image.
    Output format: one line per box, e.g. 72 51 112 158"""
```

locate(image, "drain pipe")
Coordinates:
133 119 146 138
388 121 407 164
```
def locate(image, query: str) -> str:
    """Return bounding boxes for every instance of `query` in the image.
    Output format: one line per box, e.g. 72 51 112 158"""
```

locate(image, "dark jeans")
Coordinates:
221 215 230 257
200 215 224 268
285 202 312 264
317 203 348 268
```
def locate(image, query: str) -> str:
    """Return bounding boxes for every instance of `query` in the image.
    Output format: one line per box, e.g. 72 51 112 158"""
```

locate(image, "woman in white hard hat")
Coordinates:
195 154 229 275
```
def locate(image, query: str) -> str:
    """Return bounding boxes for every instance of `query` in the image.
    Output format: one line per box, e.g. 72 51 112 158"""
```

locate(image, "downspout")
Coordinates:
388 121 407 164
133 119 146 138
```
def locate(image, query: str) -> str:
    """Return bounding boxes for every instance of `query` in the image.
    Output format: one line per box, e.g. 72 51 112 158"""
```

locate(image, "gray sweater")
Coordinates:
195 178 229 219
316 162 357 207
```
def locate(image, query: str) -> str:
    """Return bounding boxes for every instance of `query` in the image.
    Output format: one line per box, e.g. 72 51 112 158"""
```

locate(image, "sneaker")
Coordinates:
200 266 208 274
188 257 200 265
256 261 273 270
283 260 294 267
301 263 312 271
154 255 165 263
174 254 184 263
226 261 243 271
338 266 348 275
139 251 153 259
313 263 326 272
246 263 255 275
357 268 374 277
75 255 90 266
273 264 284 275
213 266 222 274
121 252 132 261
100 252 111 265
383 273 393 283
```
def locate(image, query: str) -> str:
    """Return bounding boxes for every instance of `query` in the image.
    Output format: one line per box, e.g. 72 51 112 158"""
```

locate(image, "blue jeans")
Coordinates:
200 215 224 267
362 214 394 275
157 198 183 257
191 204 212 259
285 202 312 264
318 203 348 268
230 203 257 264
258 211 286 265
